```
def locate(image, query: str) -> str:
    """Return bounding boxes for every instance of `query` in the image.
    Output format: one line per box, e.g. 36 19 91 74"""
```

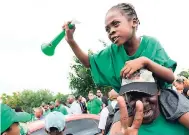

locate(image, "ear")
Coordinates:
132 18 138 28
2 132 7 135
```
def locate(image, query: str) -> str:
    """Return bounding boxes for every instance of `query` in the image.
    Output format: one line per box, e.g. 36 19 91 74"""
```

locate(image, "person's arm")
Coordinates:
144 57 175 83
178 112 189 129
62 107 68 115
121 56 175 84
98 108 109 134
64 22 90 68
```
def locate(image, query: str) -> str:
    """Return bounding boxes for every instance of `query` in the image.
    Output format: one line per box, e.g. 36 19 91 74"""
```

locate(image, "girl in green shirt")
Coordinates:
62 2 189 130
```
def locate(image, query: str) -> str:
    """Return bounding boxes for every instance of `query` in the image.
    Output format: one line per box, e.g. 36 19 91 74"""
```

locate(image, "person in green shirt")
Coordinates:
42 102 51 116
49 101 56 112
1 104 31 135
87 91 103 114
55 99 68 115
62 2 189 128
109 72 189 135
14 106 30 135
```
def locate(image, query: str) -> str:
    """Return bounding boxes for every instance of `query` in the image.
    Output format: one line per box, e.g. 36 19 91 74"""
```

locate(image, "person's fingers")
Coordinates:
126 69 135 78
65 21 76 32
117 96 128 129
120 67 126 77
62 22 67 29
122 67 131 78
65 23 69 31
131 100 143 129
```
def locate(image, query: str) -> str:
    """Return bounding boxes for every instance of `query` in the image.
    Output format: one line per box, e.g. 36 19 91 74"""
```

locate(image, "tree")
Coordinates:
69 55 96 97
54 92 68 104
1 92 22 109
2 89 55 113
68 50 112 97
178 69 189 78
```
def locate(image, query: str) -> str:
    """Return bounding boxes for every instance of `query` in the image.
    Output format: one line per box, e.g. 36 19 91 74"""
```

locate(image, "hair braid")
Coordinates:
110 3 140 25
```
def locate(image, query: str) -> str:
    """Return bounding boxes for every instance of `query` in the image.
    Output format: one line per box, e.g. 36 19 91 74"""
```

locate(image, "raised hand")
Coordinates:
62 21 76 43
116 96 143 135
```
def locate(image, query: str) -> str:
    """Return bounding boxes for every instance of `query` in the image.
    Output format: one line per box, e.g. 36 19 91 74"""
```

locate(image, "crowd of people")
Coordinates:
0 89 112 135
39 90 109 117
1 79 189 135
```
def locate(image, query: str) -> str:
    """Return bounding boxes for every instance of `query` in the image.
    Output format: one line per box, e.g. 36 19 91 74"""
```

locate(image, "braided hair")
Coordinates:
108 3 140 29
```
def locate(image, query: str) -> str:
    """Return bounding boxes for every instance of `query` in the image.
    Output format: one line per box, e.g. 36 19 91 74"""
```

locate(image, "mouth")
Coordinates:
143 109 153 119
112 36 120 43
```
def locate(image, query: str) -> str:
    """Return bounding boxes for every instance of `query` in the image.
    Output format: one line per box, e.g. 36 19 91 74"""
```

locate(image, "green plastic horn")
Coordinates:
41 24 74 56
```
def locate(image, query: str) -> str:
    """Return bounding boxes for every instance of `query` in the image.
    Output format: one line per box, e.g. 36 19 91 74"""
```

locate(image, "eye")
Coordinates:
105 27 110 33
112 21 120 27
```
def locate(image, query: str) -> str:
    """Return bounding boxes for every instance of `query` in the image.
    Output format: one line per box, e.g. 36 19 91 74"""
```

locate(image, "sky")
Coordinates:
0 0 189 95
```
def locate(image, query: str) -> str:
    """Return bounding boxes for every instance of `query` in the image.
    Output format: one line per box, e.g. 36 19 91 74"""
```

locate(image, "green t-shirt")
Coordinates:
56 105 68 115
43 109 50 116
50 108 56 112
87 98 102 114
19 123 28 135
107 113 188 135
139 113 189 135
19 125 25 135
89 35 177 92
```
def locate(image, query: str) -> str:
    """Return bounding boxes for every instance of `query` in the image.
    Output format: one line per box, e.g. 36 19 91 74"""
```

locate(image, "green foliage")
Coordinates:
69 56 96 97
2 89 68 113
54 92 68 104
2 92 22 109
68 50 112 97
178 69 189 78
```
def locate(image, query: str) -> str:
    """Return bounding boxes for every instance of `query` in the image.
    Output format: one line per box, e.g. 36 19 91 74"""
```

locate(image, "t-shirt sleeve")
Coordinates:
154 47 177 72
96 98 103 106
62 107 68 115
89 47 111 86
153 39 177 88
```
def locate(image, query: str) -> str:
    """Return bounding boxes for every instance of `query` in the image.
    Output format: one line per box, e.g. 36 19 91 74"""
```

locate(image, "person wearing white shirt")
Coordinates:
98 89 119 134
67 95 82 114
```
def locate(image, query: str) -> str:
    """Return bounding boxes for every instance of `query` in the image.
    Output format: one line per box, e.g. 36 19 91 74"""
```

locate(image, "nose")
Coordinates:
141 97 150 106
109 27 116 36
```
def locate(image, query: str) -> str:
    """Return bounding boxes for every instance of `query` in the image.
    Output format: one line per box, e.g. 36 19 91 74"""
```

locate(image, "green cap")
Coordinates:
0 104 32 134
49 101 55 105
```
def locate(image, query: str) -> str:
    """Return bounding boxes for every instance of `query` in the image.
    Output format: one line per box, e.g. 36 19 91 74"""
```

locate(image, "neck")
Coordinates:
123 35 141 56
